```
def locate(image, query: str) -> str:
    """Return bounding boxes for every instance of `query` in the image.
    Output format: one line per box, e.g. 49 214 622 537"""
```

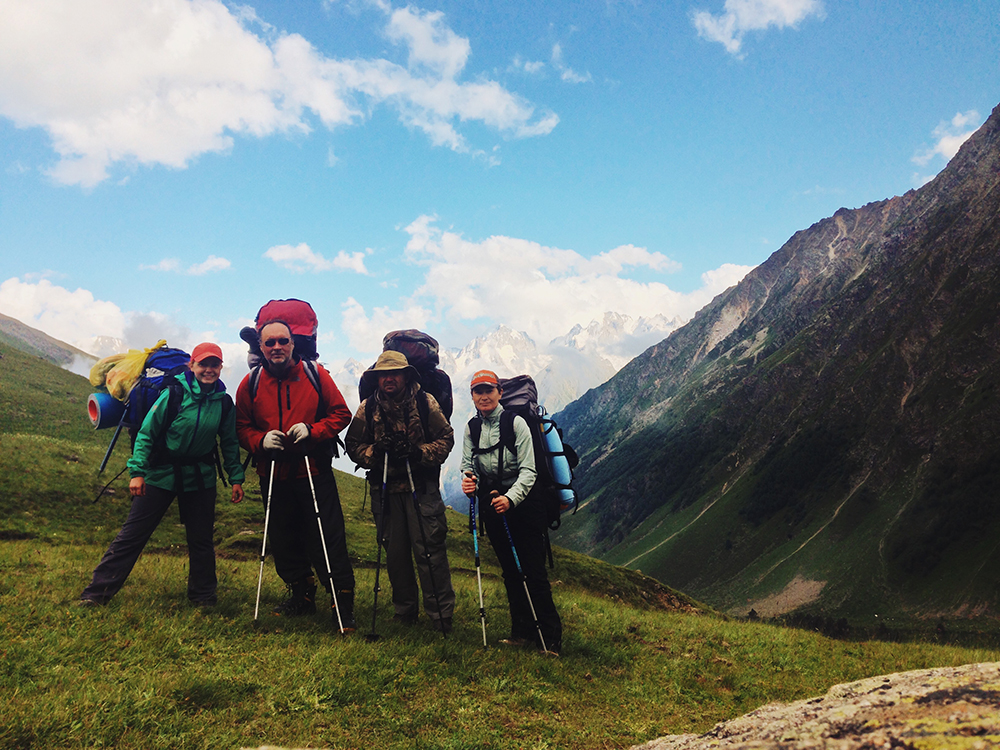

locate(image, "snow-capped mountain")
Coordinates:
329 357 369 415
436 314 678 506
86 336 128 359
550 311 682 372
325 313 679 503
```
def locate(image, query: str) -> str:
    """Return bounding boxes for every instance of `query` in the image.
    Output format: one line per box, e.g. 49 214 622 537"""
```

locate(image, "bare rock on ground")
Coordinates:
634 662 1000 749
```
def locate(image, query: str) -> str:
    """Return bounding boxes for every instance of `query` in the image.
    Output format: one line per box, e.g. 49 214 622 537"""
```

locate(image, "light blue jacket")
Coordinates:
461 404 536 507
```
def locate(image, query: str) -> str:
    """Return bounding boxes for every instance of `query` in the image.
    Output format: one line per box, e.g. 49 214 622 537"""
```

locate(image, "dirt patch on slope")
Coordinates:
744 576 826 618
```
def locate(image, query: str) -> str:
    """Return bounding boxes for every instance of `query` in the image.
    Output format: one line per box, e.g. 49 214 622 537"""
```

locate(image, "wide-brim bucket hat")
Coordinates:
362 350 418 385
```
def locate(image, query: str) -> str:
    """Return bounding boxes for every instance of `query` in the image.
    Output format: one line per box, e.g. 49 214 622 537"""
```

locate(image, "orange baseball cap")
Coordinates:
191 342 224 363
470 369 500 388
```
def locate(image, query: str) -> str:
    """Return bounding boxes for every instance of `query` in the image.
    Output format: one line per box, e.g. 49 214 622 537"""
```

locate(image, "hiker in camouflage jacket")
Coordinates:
345 351 456 632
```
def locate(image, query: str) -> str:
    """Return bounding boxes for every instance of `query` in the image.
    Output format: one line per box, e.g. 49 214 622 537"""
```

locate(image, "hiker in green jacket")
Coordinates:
79 342 245 607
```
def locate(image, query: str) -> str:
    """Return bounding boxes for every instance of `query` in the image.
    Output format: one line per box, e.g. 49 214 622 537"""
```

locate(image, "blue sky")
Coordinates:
1 0 997 378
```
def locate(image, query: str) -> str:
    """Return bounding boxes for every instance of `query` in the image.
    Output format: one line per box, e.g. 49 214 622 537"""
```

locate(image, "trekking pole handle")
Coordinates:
462 470 477 498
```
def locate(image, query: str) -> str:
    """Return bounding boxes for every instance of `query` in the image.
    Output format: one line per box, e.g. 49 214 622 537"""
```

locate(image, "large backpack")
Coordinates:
122 346 192 442
467 374 578 531
239 298 320 367
89 344 232 483
358 329 454 420
240 299 345 463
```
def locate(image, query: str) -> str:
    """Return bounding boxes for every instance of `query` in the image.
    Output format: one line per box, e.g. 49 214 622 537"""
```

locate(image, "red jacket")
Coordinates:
236 359 351 480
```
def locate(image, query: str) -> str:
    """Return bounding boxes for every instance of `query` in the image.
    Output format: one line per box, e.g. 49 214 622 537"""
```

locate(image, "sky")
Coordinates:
1 0 997 384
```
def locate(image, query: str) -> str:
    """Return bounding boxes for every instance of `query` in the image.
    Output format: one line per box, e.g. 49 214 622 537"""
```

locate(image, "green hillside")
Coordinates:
2 340 998 749
557 105 1000 625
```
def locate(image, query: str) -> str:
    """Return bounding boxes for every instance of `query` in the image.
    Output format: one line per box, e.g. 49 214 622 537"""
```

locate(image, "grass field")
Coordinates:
2 340 999 749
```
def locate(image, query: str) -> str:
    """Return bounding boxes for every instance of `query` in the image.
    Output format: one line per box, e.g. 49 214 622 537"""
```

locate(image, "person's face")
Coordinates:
378 370 407 396
191 357 223 386
472 384 501 413
260 323 294 368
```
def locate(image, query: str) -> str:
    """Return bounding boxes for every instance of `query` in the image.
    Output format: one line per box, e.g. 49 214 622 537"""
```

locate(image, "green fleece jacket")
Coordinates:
127 372 245 493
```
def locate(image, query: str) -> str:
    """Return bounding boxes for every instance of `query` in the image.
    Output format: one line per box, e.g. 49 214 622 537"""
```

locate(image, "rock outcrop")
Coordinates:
634 662 1000 749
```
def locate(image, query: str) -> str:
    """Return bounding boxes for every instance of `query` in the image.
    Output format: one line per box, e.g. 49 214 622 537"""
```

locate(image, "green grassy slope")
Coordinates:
2 340 998 749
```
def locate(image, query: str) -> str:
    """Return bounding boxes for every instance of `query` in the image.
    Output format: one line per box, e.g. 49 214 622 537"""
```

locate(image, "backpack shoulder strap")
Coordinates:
417 390 430 436
152 382 185 455
499 409 517 456
220 393 234 422
249 364 262 399
365 395 376 435
301 359 327 422
468 415 482 448
301 359 344 459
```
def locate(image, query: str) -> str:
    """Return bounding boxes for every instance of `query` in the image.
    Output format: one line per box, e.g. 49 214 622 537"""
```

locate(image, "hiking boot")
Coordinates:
272 576 317 616
77 597 105 608
393 612 419 625
332 589 356 633
432 616 453 634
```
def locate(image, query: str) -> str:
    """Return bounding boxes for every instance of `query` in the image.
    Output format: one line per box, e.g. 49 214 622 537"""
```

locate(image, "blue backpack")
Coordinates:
123 347 192 441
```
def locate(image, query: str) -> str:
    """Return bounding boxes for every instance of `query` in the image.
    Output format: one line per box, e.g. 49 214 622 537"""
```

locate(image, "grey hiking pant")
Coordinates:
372 486 455 622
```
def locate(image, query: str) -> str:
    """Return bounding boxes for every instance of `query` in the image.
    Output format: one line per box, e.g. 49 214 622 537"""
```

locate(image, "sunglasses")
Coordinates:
472 385 498 394
262 337 291 348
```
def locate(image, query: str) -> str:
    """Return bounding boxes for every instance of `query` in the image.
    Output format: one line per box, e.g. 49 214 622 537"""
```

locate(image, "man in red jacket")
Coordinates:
236 320 356 631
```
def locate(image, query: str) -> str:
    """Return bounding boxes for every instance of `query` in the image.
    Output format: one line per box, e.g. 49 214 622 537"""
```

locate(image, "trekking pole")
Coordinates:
92 465 128 504
253 460 276 622
366 453 389 642
501 514 549 653
466 472 487 646
303 455 345 634
405 458 446 638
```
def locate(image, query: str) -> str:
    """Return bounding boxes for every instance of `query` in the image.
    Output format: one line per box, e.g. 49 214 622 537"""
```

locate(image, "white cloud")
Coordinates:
0 277 126 352
140 259 183 273
187 255 232 275
912 110 981 168
264 243 370 274
139 255 231 274
341 296 433 352
385 6 469 79
551 43 592 84
0 276 250 374
511 55 545 75
378 215 751 346
332 250 372 274
692 0 824 56
0 0 558 187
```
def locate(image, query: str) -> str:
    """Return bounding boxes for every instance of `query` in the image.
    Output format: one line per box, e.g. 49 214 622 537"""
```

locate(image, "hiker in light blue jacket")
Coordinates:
80 342 244 607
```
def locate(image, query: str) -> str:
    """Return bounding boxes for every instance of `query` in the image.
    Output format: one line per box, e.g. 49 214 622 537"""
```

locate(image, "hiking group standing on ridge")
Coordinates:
79 299 564 655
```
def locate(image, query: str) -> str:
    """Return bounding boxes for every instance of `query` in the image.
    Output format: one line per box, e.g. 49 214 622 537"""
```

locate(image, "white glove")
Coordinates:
263 430 285 451
287 422 311 444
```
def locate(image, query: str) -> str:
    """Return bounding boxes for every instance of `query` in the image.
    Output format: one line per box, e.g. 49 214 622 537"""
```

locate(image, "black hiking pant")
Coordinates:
264 469 355 595
480 492 562 652
81 485 217 604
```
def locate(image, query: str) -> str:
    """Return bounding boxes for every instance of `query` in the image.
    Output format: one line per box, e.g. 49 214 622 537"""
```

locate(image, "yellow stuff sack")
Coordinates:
104 339 169 401
89 353 126 388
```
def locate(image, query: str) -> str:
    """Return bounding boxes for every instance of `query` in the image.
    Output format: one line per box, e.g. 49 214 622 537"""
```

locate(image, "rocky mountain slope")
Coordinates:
0 312 97 377
557 102 1000 621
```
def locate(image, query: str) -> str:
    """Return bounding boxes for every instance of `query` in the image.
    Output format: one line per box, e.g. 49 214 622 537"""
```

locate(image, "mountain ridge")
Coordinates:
556 101 1000 621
